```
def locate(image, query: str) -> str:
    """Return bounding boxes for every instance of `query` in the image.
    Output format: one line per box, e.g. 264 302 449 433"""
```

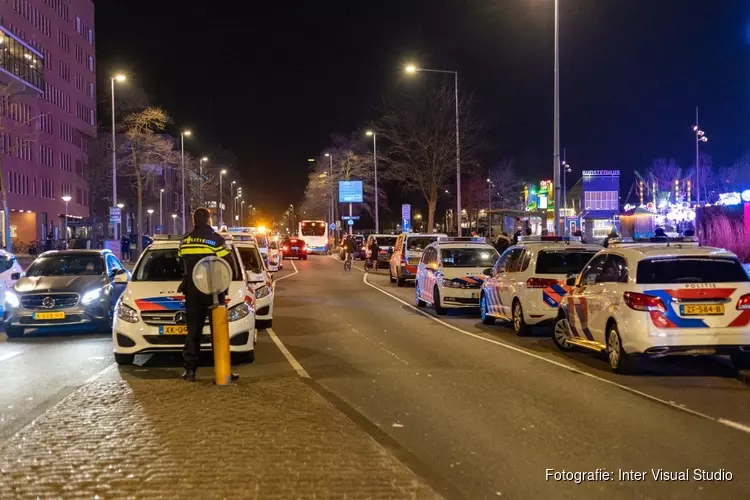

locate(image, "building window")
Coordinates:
75 16 81 34
60 152 72 172
39 114 53 134
59 60 71 82
87 28 94 45
40 145 54 167
584 191 618 211
87 55 94 72
88 82 95 98
75 44 83 64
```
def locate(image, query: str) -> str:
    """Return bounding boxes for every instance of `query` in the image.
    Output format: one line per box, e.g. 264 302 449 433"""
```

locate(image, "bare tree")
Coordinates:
118 107 179 255
646 158 682 203
379 84 482 231
0 81 42 252
461 171 486 232
490 158 524 209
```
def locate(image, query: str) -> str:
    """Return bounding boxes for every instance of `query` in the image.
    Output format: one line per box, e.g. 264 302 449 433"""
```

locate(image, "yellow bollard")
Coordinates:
211 304 232 385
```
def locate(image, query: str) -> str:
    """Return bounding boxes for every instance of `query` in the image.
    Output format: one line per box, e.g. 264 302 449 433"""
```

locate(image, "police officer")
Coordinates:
177 207 233 382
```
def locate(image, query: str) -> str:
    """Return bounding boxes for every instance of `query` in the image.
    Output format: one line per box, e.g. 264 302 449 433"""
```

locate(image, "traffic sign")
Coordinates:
109 206 121 223
329 223 336 231
401 204 411 232
341 216 360 220
347 219 354 226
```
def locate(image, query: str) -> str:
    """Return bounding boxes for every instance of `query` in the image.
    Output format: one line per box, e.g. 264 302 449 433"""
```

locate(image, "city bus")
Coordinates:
298 220 329 254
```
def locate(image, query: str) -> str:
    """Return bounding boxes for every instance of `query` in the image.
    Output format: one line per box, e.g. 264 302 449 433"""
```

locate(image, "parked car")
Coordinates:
389 232 448 287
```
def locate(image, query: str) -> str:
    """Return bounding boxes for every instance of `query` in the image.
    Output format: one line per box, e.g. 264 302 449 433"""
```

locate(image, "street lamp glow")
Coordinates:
405 64 418 73
160 188 164 193
171 213 177 219
307 158 315 162
366 130 374 136
61 195 72 202
114 74 126 82
147 209 154 214
117 203 124 209
183 130 192 136
201 156 208 162
324 153 330 157
221 169 227 174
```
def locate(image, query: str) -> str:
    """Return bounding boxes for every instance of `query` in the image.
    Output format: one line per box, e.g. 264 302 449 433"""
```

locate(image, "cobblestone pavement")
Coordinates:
0 377 441 499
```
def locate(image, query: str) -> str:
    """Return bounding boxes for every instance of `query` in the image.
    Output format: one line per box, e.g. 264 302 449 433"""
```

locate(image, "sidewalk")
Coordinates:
0 376 440 499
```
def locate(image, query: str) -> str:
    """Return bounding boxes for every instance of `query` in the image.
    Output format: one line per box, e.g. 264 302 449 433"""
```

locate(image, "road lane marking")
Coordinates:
362 272 750 435
267 327 310 378
0 351 22 363
273 259 298 285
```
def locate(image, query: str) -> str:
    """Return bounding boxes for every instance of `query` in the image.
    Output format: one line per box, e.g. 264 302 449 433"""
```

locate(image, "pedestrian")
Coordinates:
525 227 532 236
121 234 131 262
177 207 238 382
512 229 522 245
44 232 53 252
603 227 619 248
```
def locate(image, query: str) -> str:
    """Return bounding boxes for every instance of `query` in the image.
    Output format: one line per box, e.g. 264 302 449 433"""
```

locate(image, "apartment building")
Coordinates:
0 0 95 246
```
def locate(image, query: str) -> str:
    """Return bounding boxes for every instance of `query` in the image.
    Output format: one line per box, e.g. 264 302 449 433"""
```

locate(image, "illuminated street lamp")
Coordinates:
147 209 154 235
406 63 461 235
219 169 227 224
366 130 379 233
62 195 71 248
324 153 334 234
110 73 126 240
171 213 178 234
180 130 192 232
159 189 164 233
199 156 208 205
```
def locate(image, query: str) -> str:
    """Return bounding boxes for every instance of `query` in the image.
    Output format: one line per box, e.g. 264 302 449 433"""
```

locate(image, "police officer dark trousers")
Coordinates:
177 207 233 382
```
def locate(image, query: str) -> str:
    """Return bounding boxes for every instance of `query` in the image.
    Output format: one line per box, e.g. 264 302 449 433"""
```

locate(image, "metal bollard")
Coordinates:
211 304 232 385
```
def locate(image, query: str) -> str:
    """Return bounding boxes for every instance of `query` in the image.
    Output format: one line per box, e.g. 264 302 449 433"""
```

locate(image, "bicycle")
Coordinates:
364 257 374 273
344 252 353 272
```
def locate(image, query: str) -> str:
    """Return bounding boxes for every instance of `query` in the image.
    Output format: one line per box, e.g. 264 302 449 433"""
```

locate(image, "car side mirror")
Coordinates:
11 272 22 280
483 268 493 276
114 272 129 284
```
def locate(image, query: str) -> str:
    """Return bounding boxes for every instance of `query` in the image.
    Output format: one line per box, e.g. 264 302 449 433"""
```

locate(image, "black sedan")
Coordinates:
281 238 308 260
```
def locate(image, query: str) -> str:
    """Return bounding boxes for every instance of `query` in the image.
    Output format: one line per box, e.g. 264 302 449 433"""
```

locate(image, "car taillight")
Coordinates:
737 294 750 310
623 291 666 312
526 277 559 289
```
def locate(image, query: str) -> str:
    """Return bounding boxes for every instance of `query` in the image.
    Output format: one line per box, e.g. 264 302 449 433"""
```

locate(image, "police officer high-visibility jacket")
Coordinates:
177 224 231 295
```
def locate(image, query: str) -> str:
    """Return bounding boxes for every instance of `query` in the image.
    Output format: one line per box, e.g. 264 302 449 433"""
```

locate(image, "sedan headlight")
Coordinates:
81 287 103 305
116 303 139 323
255 284 271 300
441 279 463 289
4 291 19 308
228 302 252 322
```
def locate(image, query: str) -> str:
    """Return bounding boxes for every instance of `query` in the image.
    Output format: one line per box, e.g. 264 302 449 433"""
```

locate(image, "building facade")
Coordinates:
0 0 95 247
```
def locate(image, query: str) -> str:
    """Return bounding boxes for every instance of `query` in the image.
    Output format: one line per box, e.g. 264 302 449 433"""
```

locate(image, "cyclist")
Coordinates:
343 235 354 270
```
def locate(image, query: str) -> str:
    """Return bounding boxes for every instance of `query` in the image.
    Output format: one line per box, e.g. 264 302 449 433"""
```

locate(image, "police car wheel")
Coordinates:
257 319 272 329
114 353 134 365
480 294 495 325
433 288 447 315
606 323 637 374
730 352 750 370
552 316 574 351
512 300 530 336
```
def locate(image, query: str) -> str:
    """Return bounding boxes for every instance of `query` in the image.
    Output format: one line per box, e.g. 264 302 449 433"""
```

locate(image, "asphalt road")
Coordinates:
2 254 750 499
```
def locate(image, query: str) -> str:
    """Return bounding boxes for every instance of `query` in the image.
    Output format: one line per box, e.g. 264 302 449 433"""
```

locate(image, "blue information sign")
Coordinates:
339 181 364 203
401 204 411 232
347 219 354 226
329 223 337 231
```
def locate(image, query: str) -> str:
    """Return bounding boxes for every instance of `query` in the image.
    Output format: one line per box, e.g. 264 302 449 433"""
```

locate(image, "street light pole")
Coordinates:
230 181 236 223
180 130 191 233
147 209 154 235
405 65 461 235
366 131 379 233
486 173 492 239
110 74 126 240
693 107 708 205
553 0 562 235
324 153 335 238
219 169 227 224
199 156 208 206
159 189 164 234
172 213 177 234
62 195 71 248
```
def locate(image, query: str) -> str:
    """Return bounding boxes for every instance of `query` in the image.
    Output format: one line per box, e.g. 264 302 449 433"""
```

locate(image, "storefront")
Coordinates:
581 170 620 241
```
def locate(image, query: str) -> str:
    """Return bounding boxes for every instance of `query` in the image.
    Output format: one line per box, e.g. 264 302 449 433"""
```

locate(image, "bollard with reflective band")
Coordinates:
192 256 235 385
210 304 232 385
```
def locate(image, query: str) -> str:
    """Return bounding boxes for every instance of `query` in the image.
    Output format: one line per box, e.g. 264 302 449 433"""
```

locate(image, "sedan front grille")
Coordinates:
21 293 79 310
141 310 209 326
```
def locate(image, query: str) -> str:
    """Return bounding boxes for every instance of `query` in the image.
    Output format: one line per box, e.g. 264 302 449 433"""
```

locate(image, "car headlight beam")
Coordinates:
4 291 19 308
81 287 103 305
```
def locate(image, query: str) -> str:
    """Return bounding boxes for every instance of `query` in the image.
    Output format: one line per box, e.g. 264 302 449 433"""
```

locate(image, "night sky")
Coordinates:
96 0 750 218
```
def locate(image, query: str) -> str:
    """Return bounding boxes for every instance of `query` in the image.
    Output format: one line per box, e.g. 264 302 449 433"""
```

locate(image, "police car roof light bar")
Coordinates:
517 235 582 244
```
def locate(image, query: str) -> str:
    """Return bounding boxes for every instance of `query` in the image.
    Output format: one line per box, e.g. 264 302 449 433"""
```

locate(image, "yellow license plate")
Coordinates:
681 304 725 316
33 311 66 320
162 325 188 335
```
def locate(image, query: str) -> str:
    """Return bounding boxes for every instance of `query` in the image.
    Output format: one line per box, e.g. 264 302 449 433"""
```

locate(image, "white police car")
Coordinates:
0 249 23 315
112 236 256 365
415 238 499 315
229 236 274 328
553 237 750 373
480 236 601 335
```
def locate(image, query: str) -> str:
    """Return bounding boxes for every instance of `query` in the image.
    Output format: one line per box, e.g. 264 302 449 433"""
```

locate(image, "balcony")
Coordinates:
0 26 44 94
